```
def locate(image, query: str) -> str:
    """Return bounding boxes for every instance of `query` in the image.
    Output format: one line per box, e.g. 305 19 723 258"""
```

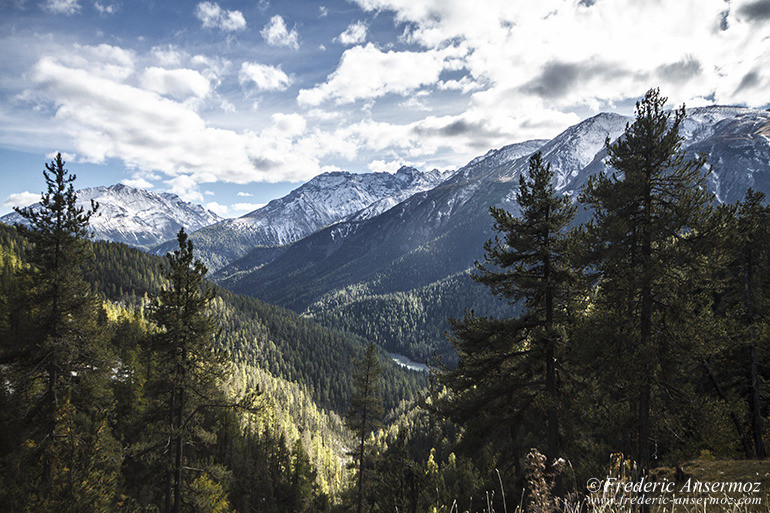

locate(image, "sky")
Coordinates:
1 0 769 217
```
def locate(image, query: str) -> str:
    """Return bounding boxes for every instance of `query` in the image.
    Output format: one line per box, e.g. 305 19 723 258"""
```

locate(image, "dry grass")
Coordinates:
440 452 770 513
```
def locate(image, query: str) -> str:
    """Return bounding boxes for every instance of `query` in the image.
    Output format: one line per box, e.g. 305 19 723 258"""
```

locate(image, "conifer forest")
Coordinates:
2 90 770 512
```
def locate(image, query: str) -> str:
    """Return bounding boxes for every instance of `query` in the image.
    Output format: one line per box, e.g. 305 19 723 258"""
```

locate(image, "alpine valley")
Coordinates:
208 105 770 366
4 99 770 512
6 106 770 366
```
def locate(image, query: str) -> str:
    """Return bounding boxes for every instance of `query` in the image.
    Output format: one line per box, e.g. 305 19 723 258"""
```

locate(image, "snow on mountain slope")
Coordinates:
1 183 222 250
218 106 770 309
161 166 452 270
235 165 450 244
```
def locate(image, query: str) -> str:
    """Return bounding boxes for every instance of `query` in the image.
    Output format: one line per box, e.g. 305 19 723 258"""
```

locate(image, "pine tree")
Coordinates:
148 228 230 513
579 88 714 468
1 153 121 510
345 342 384 513
714 188 770 458
435 151 577 468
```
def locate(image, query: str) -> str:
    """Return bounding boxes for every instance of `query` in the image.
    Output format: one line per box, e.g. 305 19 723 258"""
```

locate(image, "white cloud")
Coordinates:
3 191 40 209
329 0 770 167
195 2 246 32
151 46 184 67
239 62 292 91
205 201 230 216
319 5 328 17
261 15 299 49
167 175 203 202
231 202 265 213
44 0 80 15
141 67 211 99
399 96 431 111
270 112 306 136
237 191 252 197
336 21 368 45
22 43 354 195
298 43 449 106
121 177 154 189
368 159 404 173
93 1 117 15
204 190 215 196
45 151 77 161
43 43 134 81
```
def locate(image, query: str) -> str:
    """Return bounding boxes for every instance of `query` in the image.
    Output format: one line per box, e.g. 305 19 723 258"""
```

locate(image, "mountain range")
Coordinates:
152 166 451 271
1 183 222 250
212 106 770 363
5 105 770 365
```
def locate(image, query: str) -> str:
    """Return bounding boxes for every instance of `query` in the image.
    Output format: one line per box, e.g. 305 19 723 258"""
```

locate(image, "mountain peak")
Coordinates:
1 184 221 250
395 165 419 175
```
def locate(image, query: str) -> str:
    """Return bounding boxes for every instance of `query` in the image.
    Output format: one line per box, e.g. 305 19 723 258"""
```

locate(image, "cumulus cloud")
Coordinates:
45 151 77 161
239 62 292 91
141 67 211 99
121 177 154 189
237 191 252 197
21 43 356 196
261 15 299 49
44 0 80 14
3 191 40 209
151 46 184 67
368 159 404 173
298 43 450 105
336 21 368 45
195 2 246 32
205 201 230 216
335 0 770 159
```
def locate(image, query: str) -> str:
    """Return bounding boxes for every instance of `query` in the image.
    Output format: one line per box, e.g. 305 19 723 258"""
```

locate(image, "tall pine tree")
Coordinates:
435 151 578 472
714 188 770 458
345 342 383 513
148 228 231 513
1 154 121 511
579 88 713 469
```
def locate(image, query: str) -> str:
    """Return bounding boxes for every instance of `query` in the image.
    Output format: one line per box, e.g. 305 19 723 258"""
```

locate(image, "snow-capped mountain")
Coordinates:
1 183 222 250
155 166 451 270
214 106 770 362
235 165 449 244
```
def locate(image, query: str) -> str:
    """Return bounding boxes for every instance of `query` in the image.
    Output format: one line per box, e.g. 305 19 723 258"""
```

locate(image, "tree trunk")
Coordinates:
174 369 185 513
638 176 653 470
165 384 175 513
702 358 753 458
357 413 366 513
751 344 765 459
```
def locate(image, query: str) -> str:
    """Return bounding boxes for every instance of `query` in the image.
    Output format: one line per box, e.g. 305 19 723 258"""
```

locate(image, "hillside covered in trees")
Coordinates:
2 90 770 512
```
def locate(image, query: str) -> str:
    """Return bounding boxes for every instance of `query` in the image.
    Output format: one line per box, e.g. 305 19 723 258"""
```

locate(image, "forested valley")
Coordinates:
2 90 770 512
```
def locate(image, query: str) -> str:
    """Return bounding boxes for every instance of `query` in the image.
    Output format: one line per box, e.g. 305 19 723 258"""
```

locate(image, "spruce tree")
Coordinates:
435 151 577 471
345 342 384 513
579 88 713 468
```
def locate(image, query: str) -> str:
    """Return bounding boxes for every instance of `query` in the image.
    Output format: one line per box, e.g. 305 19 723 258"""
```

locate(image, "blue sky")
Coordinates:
2 0 769 216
